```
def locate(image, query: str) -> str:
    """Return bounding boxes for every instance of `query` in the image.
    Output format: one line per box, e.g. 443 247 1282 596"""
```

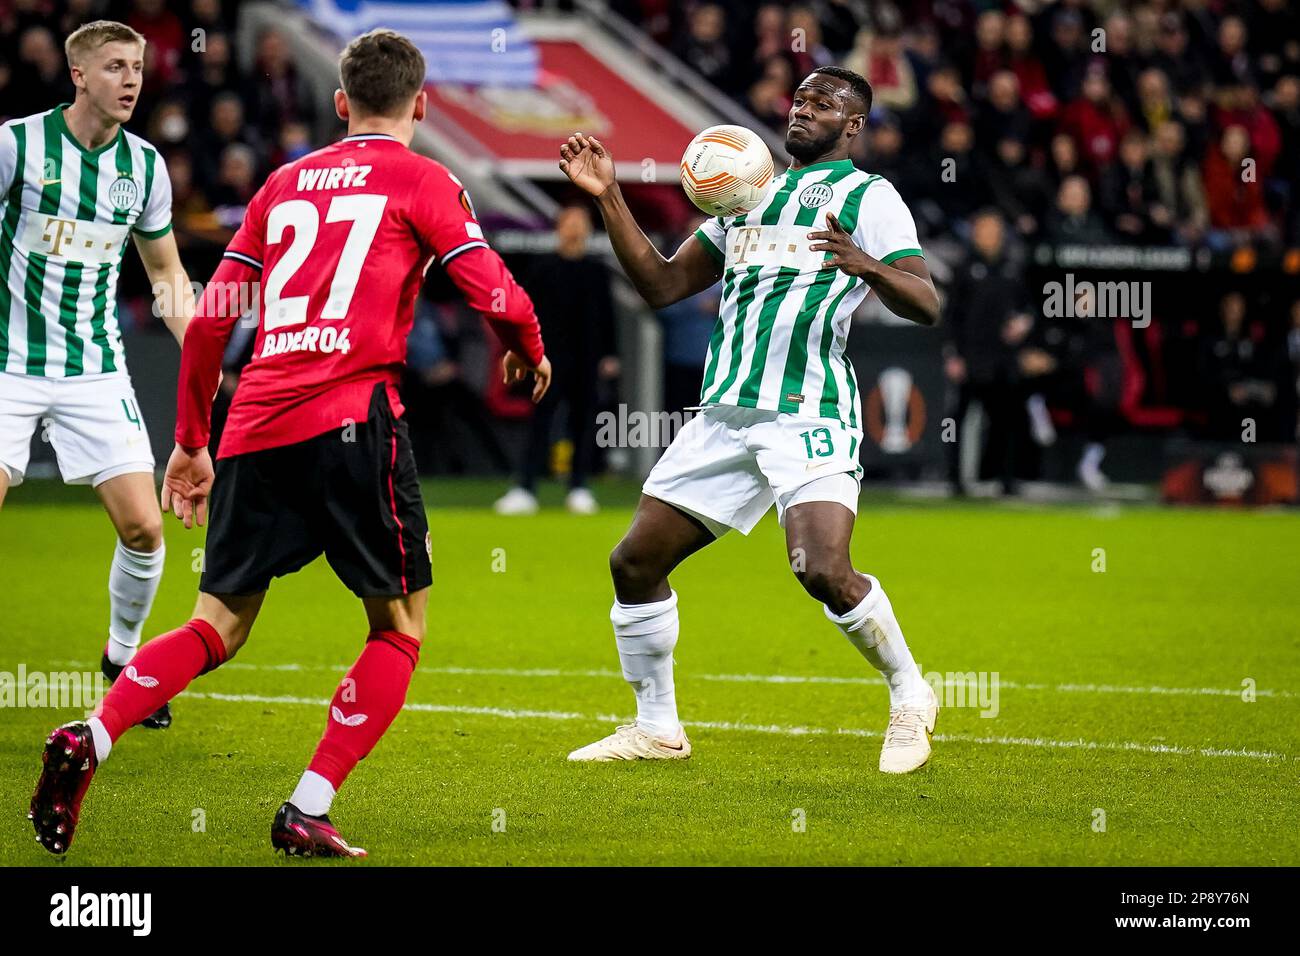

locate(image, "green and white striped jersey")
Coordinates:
0 105 172 378
692 159 922 425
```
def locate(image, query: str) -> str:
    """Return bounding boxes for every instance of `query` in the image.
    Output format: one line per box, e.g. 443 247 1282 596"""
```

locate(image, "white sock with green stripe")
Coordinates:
825 574 929 708
106 541 165 666
612 591 681 739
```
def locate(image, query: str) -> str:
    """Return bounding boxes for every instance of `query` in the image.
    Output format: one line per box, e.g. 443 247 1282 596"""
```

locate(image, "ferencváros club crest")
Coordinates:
108 176 138 211
798 182 833 208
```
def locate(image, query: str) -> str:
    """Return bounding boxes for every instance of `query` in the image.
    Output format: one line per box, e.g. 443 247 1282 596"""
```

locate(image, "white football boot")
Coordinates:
494 487 539 515
879 683 938 774
565 487 599 515
567 723 692 761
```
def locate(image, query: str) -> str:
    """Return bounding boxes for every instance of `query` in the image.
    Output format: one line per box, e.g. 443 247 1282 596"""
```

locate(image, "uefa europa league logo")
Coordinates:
878 367 915 454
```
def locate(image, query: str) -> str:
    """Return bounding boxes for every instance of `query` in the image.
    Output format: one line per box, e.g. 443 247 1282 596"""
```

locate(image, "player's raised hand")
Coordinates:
502 351 553 403
559 133 615 198
808 212 874 277
161 443 214 530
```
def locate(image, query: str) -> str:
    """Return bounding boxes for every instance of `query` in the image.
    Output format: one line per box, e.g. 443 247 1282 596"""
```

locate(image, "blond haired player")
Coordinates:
0 21 194 727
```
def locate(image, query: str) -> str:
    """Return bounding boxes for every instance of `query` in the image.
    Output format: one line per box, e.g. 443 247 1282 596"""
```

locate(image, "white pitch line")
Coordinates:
45 659 1298 700
181 691 1294 762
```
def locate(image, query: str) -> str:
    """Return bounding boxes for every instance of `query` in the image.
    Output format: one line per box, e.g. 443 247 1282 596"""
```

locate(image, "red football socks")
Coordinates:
97 619 227 741
307 630 421 790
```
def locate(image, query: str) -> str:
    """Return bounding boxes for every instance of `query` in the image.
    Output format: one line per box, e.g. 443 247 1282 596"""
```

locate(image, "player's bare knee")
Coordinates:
609 541 663 602
120 515 163 553
794 557 858 613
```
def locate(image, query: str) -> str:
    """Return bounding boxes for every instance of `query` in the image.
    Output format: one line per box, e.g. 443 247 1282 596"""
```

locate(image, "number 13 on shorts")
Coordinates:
800 427 833 459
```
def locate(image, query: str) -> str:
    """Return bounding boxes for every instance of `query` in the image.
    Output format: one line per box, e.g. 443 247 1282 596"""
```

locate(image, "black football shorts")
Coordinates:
200 383 432 597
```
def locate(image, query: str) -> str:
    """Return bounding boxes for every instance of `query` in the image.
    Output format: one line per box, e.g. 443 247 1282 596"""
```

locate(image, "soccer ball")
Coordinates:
679 125 774 218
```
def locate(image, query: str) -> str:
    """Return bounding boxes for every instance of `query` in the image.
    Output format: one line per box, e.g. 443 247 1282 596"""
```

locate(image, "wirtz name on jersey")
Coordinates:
297 165 372 191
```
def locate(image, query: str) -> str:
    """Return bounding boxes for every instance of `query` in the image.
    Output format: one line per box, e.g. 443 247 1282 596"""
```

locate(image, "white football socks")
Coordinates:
611 591 681 739
289 770 336 817
826 574 930 708
106 540 165 665
86 716 112 764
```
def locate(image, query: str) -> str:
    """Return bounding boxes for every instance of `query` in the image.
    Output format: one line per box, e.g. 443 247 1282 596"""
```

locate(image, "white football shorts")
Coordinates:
642 404 863 537
0 371 155 488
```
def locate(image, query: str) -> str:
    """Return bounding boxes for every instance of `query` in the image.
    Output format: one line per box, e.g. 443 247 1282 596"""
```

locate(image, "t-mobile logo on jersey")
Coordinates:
49 886 152 936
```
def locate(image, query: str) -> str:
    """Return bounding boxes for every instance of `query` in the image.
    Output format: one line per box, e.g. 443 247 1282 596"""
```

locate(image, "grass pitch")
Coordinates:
1 479 1297 866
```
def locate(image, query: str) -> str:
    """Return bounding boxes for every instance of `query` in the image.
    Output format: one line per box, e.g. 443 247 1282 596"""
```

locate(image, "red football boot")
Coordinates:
271 802 367 858
29 721 98 855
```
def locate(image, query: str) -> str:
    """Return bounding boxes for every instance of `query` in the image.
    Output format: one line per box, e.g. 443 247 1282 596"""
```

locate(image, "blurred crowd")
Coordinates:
1 0 327 287
616 0 1300 250
4 0 1297 498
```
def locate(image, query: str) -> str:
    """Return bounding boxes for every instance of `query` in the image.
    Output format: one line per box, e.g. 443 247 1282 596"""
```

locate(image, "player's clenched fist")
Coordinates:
559 132 615 198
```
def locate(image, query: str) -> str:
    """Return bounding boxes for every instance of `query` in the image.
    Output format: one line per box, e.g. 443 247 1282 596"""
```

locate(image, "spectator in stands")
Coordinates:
858 110 909 194
1044 175 1112 245
1005 13 1057 122
195 91 263 193
907 60 967 145
185 30 241 124
209 142 258 211
1250 0 1300 89
1149 14 1205 97
1150 121 1209 245
1059 63 1132 174
786 6 832 80
986 135 1054 238
943 209 1032 496
244 28 318 143
1199 292 1282 441
1211 15 1254 89
914 121 989 239
1203 125 1276 247
146 99 191 151
748 55 795 129
1270 74 1300 243
184 0 233 42
128 0 186 87
1099 11 1142 115
974 70 1031 163
1047 131 1084 188
1040 7 1089 101
165 149 229 254
969 10 1006 100
1135 67 1175 133
495 206 617 516
844 22 917 115
1100 130 1168 244
673 4 736 96
751 4 789 83
7 25 72 118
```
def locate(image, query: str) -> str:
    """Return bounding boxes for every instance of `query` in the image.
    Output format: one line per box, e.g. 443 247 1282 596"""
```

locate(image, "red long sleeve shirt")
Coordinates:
176 133 544 458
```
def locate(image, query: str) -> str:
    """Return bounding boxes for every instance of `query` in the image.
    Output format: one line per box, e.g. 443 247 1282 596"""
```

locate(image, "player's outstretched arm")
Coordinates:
559 133 721 308
134 231 196 346
808 213 940 326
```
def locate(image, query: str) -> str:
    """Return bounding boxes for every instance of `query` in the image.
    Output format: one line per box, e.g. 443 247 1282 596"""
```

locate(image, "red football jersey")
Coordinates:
177 132 543 458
